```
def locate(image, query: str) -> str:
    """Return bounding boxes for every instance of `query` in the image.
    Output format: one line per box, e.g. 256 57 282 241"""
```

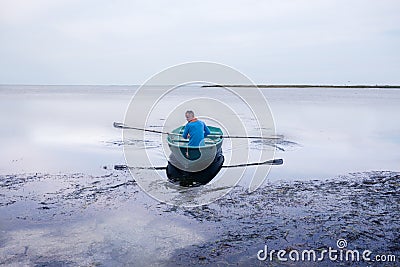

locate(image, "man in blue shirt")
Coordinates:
182 110 210 146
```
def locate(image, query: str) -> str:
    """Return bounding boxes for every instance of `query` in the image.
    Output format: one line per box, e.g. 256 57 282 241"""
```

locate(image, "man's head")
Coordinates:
185 110 195 122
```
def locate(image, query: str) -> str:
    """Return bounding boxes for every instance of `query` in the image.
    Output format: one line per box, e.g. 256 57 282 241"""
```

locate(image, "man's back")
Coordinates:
183 120 210 146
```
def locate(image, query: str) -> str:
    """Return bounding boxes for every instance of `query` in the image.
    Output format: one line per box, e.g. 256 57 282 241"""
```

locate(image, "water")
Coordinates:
1 85 399 266
0 85 132 174
266 87 400 180
1 85 399 179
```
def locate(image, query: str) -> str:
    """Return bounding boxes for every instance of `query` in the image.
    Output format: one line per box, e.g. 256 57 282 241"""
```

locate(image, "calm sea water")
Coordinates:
0 85 399 180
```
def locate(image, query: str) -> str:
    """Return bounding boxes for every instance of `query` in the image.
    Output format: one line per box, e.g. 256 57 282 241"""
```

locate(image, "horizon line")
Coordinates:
1 84 400 88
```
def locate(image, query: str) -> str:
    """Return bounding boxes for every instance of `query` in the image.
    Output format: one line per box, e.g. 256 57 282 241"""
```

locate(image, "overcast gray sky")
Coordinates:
0 0 399 85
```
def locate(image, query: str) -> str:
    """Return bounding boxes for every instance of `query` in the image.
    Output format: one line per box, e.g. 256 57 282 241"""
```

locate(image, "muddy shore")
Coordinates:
1 171 399 266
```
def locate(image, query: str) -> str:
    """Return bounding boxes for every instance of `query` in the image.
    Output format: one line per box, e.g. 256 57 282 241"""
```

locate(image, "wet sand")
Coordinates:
168 171 400 266
1 170 399 266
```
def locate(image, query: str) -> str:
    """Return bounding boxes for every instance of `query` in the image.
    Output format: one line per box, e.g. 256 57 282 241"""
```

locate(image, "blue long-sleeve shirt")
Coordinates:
182 120 210 146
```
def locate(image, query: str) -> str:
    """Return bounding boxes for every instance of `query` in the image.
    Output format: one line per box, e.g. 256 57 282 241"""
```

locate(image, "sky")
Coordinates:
0 0 399 85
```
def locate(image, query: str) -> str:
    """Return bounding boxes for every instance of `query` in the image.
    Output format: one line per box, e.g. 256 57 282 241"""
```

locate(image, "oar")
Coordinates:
114 158 283 170
218 135 281 140
113 122 181 137
113 122 281 140
222 158 283 168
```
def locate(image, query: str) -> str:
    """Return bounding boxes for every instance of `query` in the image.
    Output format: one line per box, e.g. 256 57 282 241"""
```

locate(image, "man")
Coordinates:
182 110 210 146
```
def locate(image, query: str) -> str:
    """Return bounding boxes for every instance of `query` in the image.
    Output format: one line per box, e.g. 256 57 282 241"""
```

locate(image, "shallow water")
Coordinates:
266 87 400 181
1 85 399 266
1 85 127 175
1 85 398 179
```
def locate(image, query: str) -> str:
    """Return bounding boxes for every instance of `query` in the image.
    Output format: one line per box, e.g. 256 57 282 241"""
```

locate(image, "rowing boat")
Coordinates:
166 126 225 186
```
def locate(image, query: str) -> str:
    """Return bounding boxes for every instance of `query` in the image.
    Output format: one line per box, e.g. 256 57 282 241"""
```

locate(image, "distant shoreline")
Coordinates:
1 84 399 89
202 84 400 89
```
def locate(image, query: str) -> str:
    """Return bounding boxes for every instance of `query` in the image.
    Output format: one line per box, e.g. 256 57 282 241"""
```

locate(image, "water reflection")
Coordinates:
1 85 399 181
